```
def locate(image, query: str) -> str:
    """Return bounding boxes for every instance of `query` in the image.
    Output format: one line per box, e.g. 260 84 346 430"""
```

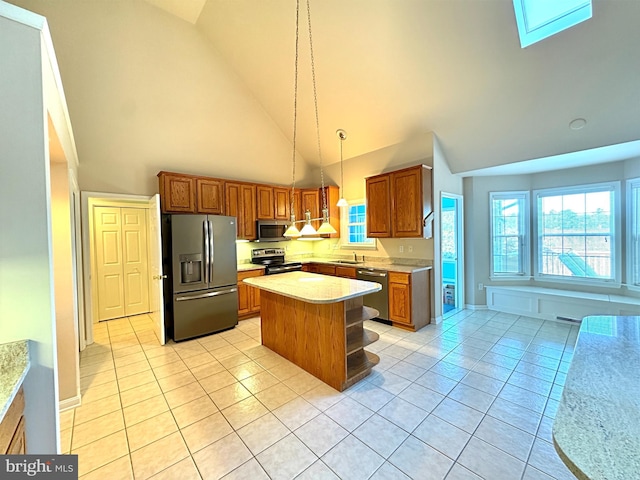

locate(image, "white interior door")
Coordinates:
94 206 125 320
122 208 150 316
148 194 166 345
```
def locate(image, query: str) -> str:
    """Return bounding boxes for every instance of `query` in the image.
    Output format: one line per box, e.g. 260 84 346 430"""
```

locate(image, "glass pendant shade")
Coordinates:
284 214 301 237
284 224 301 237
300 223 318 236
316 208 337 234
337 197 348 207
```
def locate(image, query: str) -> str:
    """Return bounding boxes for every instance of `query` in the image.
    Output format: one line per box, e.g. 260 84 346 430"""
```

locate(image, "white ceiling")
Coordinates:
146 0 640 175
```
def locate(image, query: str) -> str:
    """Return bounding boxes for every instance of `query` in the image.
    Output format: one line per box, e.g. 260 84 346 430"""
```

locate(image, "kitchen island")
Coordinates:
243 271 382 391
553 316 640 480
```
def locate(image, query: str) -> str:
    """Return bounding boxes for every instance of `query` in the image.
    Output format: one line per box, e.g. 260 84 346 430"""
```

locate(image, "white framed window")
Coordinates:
533 182 620 285
490 192 530 278
340 201 375 248
627 178 640 289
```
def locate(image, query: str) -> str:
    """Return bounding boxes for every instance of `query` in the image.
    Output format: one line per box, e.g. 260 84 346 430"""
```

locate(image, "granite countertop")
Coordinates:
237 257 432 274
553 316 640 480
0 340 30 423
299 257 432 274
243 271 381 304
237 263 266 272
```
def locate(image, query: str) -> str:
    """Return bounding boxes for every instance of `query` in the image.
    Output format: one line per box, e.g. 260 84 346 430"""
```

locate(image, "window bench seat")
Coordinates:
486 285 640 322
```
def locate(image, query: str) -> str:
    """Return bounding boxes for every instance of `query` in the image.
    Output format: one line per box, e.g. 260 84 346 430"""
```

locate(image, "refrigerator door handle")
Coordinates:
203 220 209 284
208 220 214 282
175 287 238 302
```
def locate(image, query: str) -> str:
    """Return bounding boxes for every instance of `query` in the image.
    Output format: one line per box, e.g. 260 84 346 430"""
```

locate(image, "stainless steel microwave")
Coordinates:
256 220 290 242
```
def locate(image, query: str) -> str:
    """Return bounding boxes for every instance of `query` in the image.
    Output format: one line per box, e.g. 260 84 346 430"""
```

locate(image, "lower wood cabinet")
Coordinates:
237 269 264 319
1 386 25 454
388 270 431 331
335 266 357 279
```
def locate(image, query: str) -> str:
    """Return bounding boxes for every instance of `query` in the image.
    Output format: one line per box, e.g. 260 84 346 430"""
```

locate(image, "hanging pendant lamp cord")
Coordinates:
306 0 327 212
290 0 300 217
340 135 344 197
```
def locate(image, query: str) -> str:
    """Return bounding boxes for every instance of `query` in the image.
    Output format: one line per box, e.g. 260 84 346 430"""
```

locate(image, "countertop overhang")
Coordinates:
243 271 381 304
0 340 30 423
553 315 640 480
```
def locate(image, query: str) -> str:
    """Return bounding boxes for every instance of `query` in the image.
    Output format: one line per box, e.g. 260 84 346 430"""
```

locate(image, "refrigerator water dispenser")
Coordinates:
179 254 202 283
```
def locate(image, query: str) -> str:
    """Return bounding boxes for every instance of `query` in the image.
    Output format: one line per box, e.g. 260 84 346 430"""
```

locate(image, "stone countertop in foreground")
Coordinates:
553 315 640 480
243 271 381 304
0 340 29 423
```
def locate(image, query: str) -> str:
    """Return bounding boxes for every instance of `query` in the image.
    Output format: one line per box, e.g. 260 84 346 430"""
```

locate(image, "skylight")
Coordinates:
513 0 592 48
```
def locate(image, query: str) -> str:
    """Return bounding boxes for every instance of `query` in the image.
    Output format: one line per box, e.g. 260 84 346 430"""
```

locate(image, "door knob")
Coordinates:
153 275 167 280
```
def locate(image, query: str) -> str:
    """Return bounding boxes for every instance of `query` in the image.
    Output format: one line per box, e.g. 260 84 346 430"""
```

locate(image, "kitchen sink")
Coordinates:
334 260 363 265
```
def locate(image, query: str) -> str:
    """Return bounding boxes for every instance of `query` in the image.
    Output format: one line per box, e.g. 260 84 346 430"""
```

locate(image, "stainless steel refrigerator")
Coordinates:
162 214 238 341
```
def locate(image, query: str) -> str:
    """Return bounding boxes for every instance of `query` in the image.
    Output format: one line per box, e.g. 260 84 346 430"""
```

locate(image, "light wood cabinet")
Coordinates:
256 185 275 220
366 175 391 237
1 387 25 454
238 269 264 318
301 189 320 230
319 185 340 238
226 182 257 241
158 172 196 213
196 178 224 214
316 264 336 276
274 187 291 221
335 266 357 279
158 171 340 238
389 272 411 325
366 165 433 238
387 269 431 331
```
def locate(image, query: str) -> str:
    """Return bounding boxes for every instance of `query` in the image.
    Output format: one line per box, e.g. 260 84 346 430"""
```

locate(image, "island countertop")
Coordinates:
553 316 640 480
243 271 381 304
0 340 30 423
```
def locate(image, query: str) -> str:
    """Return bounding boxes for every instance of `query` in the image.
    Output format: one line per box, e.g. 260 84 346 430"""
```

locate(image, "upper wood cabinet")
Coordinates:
366 165 433 238
158 172 196 213
366 175 391 237
320 185 340 238
274 187 291 221
225 182 257 241
196 178 224 214
301 189 320 229
256 185 275 220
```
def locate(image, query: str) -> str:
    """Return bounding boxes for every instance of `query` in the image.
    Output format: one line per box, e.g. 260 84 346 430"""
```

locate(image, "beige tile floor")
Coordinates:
64 310 579 479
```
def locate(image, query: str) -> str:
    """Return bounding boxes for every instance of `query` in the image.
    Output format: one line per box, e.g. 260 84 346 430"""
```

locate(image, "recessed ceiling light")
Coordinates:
569 118 587 130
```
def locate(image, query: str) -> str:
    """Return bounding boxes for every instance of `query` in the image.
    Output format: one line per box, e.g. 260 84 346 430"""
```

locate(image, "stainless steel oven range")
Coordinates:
251 248 302 275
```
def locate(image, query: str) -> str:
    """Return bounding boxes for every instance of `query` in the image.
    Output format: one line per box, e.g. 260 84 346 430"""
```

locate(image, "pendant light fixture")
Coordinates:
283 0 337 238
336 129 348 207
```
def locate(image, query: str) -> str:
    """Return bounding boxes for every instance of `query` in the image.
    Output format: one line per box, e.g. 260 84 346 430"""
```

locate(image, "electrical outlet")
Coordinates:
408 245 413 253
478 283 484 291
399 245 404 253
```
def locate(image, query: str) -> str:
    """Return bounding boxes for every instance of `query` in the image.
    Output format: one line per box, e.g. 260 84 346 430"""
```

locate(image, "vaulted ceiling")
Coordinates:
146 0 640 174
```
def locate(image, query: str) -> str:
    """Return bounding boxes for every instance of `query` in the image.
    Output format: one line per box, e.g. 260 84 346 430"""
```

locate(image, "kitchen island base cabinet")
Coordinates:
259 291 380 391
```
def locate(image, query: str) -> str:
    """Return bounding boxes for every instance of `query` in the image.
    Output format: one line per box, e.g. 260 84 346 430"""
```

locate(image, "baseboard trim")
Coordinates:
59 394 81 412
465 304 488 311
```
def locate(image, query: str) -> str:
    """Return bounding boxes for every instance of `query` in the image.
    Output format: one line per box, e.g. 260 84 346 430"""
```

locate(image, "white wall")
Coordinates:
50 163 80 407
11 0 306 195
0 4 59 453
432 135 463 320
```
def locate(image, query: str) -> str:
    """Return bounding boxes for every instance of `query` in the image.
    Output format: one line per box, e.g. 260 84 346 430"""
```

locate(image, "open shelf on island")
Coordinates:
345 350 380 388
346 306 380 328
346 328 380 356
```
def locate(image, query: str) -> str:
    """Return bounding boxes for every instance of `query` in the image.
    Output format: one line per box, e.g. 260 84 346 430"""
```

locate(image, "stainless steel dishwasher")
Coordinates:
356 268 389 320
